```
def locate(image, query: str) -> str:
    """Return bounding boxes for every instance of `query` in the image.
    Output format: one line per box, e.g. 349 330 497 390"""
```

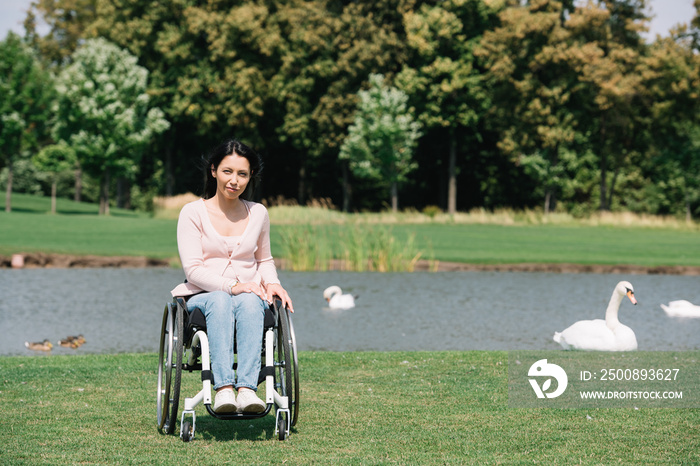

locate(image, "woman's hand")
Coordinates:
231 282 267 302
265 283 294 312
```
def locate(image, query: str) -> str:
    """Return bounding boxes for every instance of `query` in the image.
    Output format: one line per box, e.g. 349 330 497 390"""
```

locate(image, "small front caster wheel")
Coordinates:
181 421 193 442
277 413 287 441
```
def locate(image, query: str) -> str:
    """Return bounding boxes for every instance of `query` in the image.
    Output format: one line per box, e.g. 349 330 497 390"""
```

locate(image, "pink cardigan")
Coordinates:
171 198 280 297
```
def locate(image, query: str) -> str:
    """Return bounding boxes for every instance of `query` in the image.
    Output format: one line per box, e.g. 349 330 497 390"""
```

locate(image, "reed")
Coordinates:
366 227 422 272
278 224 334 272
278 223 426 272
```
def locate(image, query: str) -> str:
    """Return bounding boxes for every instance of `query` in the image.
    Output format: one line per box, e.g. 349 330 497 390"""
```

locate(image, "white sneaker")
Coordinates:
236 389 266 413
213 389 237 413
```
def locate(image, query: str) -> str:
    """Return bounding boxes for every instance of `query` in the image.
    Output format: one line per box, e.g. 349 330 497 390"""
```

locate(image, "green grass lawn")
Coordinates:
1 193 699 268
1 352 698 464
404 223 700 267
0 194 176 258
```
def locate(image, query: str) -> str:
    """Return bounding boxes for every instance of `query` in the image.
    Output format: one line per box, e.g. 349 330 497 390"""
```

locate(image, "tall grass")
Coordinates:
278 224 335 271
278 223 430 272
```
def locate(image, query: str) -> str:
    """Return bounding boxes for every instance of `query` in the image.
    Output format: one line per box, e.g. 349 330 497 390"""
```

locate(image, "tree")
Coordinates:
562 0 650 212
339 74 422 212
52 38 169 214
25 0 99 64
397 0 497 214
639 31 700 220
91 0 286 197
32 143 77 213
261 0 411 206
478 0 650 213
0 32 54 212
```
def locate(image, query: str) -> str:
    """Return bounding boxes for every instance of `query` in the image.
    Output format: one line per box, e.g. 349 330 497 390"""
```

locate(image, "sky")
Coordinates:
0 0 697 41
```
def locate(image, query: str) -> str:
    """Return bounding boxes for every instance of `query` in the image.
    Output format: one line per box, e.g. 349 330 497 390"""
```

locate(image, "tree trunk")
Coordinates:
599 121 609 211
599 152 608 211
544 190 552 215
391 181 398 212
607 166 620 210
100 168 110 215
447 132 457 215
51 179 57 214
342 161 351 212
165 141 174 197
117 177 131 209
297 163 306 205
5 160 12 213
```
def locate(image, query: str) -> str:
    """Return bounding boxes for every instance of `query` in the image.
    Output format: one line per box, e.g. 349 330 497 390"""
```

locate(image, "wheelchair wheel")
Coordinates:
157 302 184 434
286 311 300 426
276 306 299 427
277 411 287 441
181 420 193 443
157 304 172 430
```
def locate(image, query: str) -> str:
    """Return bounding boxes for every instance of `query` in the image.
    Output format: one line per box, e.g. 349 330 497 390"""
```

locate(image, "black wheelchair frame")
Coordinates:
157 296 299 442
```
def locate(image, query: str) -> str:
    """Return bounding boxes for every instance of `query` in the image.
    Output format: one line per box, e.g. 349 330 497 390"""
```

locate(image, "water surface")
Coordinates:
1 268 698 356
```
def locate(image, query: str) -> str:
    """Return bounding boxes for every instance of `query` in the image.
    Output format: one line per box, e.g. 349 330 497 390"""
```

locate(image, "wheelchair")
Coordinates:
157 295 299 442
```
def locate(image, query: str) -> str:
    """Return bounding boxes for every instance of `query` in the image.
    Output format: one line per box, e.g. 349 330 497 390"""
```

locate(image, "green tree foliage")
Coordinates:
13 0 700 219
568 0 650 212
478 0 652 213
90 0 410 206
52 38 169 214
397 0 498 214
339 74 422 212
87 0 208 196
0 32 54 212
265 0 409 205
638 33 700 219
25 0 99 64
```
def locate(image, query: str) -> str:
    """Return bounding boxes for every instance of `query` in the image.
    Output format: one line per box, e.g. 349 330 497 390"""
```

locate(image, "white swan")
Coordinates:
661 300 700 318
553 281 638 351
323 286 356 310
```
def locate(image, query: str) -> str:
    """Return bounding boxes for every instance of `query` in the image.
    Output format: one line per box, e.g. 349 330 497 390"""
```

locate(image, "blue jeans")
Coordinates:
186 291 265 391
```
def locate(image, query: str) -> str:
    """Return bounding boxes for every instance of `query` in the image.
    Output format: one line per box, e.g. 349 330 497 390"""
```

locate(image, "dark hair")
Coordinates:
202 138 263 200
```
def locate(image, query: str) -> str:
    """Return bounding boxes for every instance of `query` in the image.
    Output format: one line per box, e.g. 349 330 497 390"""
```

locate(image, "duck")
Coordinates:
323 286 357 310
553 281 638 351
69 334 86 345
58 335 86 348
58 339 78 348
661 300 700 318
25 339 53 351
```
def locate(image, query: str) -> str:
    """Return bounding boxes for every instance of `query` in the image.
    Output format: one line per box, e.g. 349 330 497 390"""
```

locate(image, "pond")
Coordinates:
1 268 698 356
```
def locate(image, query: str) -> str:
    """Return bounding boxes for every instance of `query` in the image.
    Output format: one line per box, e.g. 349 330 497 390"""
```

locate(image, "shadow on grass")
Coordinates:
190 415 281 442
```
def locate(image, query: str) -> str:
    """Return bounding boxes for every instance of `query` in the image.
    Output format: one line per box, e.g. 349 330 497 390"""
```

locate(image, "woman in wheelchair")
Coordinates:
171 138 293 415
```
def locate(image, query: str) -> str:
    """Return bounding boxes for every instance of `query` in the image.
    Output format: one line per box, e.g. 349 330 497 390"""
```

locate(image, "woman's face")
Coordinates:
212 154 251 201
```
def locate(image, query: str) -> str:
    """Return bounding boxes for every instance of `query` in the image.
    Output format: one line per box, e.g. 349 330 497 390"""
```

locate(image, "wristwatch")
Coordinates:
229 280 239 294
